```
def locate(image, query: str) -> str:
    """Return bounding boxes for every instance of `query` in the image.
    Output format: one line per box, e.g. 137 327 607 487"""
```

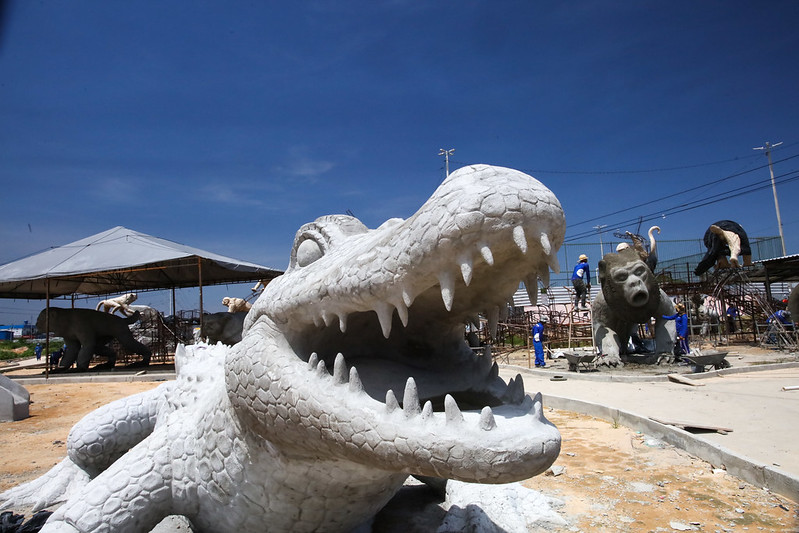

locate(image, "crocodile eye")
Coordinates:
296 238 324 267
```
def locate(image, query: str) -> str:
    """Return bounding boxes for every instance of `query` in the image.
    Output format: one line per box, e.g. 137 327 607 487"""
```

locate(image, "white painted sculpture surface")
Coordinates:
1 164 566 532
95 293 138 316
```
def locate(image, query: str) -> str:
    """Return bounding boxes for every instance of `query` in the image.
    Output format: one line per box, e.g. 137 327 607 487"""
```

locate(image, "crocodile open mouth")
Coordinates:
233 164 565 482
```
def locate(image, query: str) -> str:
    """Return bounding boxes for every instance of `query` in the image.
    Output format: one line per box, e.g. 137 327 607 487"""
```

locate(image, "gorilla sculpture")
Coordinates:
36 308 151 370
200 311 247 345
694 220 753 276
592 248 676 366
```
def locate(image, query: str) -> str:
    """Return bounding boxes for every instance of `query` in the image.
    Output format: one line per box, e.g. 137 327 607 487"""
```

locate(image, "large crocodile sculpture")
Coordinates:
1 164 566 532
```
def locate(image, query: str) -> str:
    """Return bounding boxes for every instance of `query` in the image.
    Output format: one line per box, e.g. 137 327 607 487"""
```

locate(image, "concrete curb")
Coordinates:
505 360 799 383
9 372 175 385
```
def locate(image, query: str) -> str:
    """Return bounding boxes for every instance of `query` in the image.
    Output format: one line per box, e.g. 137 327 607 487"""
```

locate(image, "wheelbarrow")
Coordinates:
681 350 730 373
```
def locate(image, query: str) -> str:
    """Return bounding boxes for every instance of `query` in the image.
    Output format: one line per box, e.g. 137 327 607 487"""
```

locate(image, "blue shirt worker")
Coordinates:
768 309 792 325
571 254 591 309
531 316 548 367
726 305 739 334
34 343 42 361
663 303 690 357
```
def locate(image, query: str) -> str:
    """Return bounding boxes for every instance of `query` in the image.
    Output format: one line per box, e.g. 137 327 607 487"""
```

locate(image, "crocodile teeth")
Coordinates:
531 391 544 417
401 286 415 308
421 400 433 420
546 253 560 274
513 225 528 254
459 254 473 286
438 271 455 312
348 367 364 393
402 377 421 417
479 244 494 266
539 232 552 255
499 303 509 322
385 390 400 413
538 266 551 288
487 306 499 339
444 394 464 425
508 373 526 404
321 310 334 327
307 352 319 370
525 275 539 306
490 361 499 379
312 314 323 328
374 302 394 339
338 313 348 333
394 299 409 328
479 406 497 431
333 353 347 385
316 359 328 376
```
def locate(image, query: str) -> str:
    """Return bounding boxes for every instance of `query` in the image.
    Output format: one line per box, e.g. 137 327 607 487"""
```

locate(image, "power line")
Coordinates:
563 168 799 242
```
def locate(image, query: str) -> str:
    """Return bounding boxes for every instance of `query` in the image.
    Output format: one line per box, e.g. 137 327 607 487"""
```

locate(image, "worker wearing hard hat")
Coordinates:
571 254 591 310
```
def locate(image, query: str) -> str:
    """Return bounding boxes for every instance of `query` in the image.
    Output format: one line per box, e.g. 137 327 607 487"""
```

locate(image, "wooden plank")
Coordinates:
667 373 705 387
650 416 733 434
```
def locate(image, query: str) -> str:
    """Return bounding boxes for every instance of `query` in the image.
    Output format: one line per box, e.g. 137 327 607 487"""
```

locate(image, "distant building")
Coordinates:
0 321 36 339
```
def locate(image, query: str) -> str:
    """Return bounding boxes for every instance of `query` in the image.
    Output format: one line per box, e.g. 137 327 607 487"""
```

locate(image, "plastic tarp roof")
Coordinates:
0 226 283 299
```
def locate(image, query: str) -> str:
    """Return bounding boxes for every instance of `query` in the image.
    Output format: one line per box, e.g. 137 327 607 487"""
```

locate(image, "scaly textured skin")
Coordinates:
2 164 566 532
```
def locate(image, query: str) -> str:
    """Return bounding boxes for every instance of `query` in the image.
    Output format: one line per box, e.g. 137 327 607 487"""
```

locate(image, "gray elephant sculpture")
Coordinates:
592 248 676 366
36 308 151 370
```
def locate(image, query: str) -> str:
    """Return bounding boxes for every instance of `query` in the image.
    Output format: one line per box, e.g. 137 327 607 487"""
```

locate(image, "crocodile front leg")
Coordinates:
41 427 174 533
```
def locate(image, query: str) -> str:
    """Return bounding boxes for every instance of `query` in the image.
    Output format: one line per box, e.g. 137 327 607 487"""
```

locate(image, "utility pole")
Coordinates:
438 148 455 178
753 141 786 256
593 224 608 257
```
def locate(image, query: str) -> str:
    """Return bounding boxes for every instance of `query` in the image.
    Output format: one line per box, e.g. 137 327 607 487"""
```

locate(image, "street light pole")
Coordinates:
438 148 455 178
754 141 786 256
593 224 608 257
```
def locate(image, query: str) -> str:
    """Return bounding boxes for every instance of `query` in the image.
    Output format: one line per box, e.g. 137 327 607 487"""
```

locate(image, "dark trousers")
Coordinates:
572 278 587 307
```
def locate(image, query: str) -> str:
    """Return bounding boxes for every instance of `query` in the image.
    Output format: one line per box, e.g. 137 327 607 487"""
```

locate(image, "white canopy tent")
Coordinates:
0 226 282 300
0 226 283 375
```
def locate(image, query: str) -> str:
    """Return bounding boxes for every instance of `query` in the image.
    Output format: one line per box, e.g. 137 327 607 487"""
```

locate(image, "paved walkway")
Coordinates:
501 364 799 495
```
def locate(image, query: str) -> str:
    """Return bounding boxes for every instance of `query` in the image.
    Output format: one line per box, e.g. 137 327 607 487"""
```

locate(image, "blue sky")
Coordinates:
1 1 798 325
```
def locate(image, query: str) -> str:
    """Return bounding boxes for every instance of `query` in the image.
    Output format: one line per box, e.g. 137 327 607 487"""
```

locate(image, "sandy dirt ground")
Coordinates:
1 375 797 532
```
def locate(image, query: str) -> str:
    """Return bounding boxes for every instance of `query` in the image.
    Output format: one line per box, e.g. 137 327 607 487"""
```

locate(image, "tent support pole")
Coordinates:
45 279 50 380
198 258 204 334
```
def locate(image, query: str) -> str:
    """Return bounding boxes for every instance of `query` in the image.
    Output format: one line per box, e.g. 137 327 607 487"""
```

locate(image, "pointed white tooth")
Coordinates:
459 255 473 286
531 391 544 417
509 373 526 404
386 390 400 413
374 302 394 339
394 299 409 327
525 275 539 306
338 313 348 333
421 401 433 420
469 315 481 329
479 244 494 266
316 360 328 376
490 361 499 379
444 394 464 425
308 352 319 370
479 406 497 431
488 306 499 339
402 377 421 417
333 353 348 385
539 232 552 255
513 226 528 253
321 310 334 327
499 303 509 322
401 286 415 308
438 271 455 312
538 266 550 288
349 366 364 393
312 314 323 328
